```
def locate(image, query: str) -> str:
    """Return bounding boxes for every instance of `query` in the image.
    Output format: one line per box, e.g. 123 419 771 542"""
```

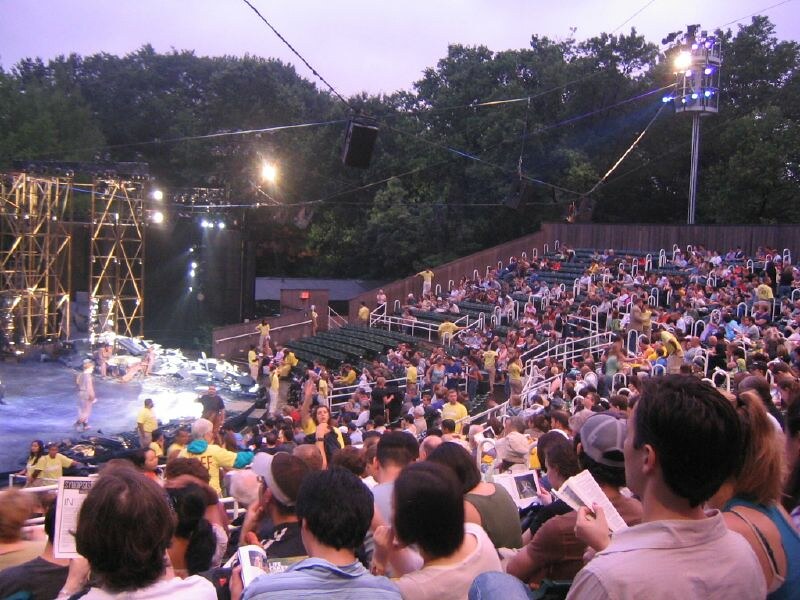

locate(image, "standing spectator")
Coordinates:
75 359 96 431
248 345 260 382
179 418 254 495
358 301 370 325
235 468 401 600
376 289 387 308
417 268 434 297
567 376 765 599
16 439 45 486
441 389 468 434
136 398 158 449
256 318 271 350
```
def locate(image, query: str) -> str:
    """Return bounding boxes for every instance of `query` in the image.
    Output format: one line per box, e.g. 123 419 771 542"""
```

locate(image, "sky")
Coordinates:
1 0 798 96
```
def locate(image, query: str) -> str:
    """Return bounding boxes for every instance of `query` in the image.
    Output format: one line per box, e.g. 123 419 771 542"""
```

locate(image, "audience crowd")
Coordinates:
2 242 800 600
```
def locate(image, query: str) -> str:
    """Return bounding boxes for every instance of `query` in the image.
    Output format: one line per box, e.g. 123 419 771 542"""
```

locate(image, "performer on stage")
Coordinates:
75 359 96 431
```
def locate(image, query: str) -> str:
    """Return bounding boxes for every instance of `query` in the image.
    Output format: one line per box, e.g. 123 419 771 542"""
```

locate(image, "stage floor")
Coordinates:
0 361 232 474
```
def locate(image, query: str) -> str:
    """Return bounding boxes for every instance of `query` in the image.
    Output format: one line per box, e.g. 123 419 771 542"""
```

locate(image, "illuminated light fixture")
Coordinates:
151 210 165 224
704 67 713 75
704 90 712 97
189 269 196 278
217 221 225 229
681 98 687 104
152 189 164 201
685 70 692 77
261 162 278 183
691 93 699 100
188 286 193 292
191 261 198 269
200 219 211 228
674 51 692 70
662 96 673 103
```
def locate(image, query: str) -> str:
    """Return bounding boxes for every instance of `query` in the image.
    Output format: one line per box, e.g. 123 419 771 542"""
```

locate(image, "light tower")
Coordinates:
662 26 722 224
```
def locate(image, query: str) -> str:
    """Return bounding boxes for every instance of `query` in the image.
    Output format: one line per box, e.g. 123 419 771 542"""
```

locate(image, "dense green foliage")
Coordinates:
1 17 798 279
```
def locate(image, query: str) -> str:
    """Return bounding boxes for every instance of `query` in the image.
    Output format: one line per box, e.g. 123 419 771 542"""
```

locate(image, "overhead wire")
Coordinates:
611 0 660 33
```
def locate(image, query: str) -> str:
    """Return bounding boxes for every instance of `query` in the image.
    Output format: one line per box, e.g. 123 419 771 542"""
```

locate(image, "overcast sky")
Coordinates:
1 0 797 96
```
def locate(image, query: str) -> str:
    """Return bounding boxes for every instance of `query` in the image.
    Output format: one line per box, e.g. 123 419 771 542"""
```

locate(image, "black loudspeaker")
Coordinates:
342 119 379 168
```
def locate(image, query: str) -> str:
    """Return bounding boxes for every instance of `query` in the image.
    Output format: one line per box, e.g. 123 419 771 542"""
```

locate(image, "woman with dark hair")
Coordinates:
166 484 217 577
300 380 342 468
18 440 45 486
59 465 216 598
709 391 800 599
427 442 522 549
373 461 502 600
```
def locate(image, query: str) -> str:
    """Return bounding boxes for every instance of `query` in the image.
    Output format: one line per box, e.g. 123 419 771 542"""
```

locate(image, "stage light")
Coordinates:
704 67 713 75
662 96 673 103
261 161 278 183
152 189 164 201
691 93 699 100
704 90 712 97
217 221 226 229
188 286 193 292
200 219 211 228
674 51 692 71
191 261 198 269
189 269 196 278
189 247 195 253
151 210 165 224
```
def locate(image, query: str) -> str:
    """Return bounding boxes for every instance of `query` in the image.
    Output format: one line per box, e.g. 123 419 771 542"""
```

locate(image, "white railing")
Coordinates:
329 306 348 330
368 303 387 328
329 376 408 408
215 319 311 343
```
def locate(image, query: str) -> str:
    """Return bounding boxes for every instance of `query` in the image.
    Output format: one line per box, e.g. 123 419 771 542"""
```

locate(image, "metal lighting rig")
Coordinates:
662 25 722 225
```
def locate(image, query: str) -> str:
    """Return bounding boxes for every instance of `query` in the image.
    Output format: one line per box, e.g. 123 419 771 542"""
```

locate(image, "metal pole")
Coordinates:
688 113 701 224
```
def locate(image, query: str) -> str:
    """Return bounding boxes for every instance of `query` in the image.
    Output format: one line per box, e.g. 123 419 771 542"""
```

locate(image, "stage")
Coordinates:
0 360 255 475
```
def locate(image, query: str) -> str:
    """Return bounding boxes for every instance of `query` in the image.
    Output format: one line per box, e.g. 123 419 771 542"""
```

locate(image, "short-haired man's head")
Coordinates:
634 375 744 507
164 457 211 483
393 461 464 560
144 398 153 408
191 418 214 440
331 446 367 477
296 467 373 552
426 442 480 495
76 467 174 592
293 444 324 472
377 431 418 468
441 419 456 434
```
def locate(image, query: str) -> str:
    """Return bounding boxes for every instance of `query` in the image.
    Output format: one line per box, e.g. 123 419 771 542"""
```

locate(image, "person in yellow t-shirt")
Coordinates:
167 428 189 461
179 418 253 495
28 443 83 486
149 429 166 458
317 371 330 408
483 347 498 389
507 353 523 395
136 398 158 448
441 389 469 434
248 344 260 382
417 268 434 296
438 320 462 342
406 359 419 398
256 319 271 348
336 364 357 386
358 301 370 324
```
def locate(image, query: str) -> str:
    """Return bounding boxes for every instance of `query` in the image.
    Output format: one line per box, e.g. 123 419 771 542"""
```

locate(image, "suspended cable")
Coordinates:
719 0 796 28
240 0 353 109
584 103 666 195
611 0 659 33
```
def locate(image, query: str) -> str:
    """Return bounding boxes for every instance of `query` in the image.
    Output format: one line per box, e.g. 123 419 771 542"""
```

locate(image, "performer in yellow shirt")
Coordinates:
136 398 158 448
441 389 469 434
417 268 434 296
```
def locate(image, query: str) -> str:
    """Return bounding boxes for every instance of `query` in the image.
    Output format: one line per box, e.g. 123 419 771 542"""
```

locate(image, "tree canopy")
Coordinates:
1 17 798 280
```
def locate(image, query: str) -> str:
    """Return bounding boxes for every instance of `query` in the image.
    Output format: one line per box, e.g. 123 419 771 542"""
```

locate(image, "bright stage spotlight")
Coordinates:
152 189 164 201
260 161 278 183
217 221 226 230
151 210 165 224
674 51 692 71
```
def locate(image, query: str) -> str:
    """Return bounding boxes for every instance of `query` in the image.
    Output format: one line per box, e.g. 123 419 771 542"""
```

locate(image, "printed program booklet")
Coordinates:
236 545 305 587
550 469 628 532
54 477 95 558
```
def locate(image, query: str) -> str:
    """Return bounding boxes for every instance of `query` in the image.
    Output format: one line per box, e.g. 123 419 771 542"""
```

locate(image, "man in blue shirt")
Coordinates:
235 467 400 600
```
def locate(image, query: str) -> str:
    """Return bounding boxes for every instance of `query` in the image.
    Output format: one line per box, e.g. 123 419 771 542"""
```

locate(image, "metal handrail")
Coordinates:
216 319 312 343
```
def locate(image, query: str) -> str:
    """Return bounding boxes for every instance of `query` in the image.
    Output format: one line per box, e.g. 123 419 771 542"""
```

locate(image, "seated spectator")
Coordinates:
0 501 68 598
708 390 800 597
786 397 800 528
166 483 217 577
568 376 765 599
522 438 579 541
59 465 217 598
0 489 42 571
372 461 502 600
26 443 84 487
372 432 419 527
239 452 310 558
506 414 642 587
428 442 522 549
236 468 401 600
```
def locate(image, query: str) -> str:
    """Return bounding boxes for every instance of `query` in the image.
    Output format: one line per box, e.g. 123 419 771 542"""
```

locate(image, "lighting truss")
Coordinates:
0 174 72 345
89 179 145 340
